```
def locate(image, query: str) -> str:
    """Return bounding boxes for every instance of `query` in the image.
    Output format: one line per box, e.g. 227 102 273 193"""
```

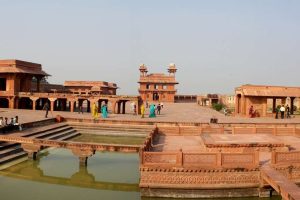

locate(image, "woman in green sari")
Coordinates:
149 104 156 118
101 104 108 118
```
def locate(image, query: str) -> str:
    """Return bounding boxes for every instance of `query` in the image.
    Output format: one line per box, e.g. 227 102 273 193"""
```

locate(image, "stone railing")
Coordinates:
157 125 224 135
271 151 300 166
141 151 259 169
232 126 300 136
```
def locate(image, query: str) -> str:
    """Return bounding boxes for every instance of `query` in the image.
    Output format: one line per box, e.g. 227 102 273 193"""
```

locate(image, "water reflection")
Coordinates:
0 149 281 200
0 149 139 192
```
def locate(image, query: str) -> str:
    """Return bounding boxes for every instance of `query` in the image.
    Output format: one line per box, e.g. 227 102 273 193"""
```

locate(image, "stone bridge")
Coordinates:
0 135 140 166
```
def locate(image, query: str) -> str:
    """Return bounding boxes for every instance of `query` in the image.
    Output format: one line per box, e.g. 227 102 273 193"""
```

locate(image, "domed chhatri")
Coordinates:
168 63 177 75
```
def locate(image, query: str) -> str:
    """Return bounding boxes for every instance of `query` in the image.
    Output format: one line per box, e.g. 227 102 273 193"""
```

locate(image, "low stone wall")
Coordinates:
141 151 259 170
140 168 261 198
140 149 261 198
272 151 300 166
22 118 56 129
232 126 300 136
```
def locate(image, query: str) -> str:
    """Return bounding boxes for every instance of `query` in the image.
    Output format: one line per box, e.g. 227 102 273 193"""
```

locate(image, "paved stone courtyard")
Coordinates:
1 103 300 124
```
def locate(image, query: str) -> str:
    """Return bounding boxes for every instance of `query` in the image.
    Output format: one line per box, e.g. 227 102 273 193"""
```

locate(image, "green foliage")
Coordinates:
212 103 225 111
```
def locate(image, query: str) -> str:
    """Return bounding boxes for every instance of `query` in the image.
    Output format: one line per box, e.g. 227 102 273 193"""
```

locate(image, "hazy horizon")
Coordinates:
1 0 299 95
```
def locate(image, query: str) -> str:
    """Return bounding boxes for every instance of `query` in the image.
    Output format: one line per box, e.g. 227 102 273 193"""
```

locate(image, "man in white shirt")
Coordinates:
280 105 285 119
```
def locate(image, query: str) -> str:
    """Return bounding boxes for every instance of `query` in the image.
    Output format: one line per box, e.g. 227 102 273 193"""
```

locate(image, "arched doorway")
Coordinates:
98 99 108 113
36 98 50 110
0 98 9 108
54 98 67 111
77 99 90 113
153 93 159 101
18 97 33 109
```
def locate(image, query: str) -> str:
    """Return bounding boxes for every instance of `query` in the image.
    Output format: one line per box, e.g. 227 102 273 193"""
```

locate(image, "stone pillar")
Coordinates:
71 149 95 167
262 98 267 117
70 101 75 112
8 97 15 109
49 98 57 112
21 144 41 160
240 95 246 116
109 100 117 114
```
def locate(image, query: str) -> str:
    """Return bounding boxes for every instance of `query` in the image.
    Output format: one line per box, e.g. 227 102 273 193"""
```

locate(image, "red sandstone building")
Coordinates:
235 84 300 117
64 81 117 95
0 59 139 114
138 63 178 102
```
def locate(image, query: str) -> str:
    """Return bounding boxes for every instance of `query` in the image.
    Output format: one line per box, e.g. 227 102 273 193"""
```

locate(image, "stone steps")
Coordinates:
0 145 23 159
0 142 20 151
71 125 152 132
56 132 81 141
29 126 73 139
0 151 28 165
46 129 78 140
0 122 80 169
74 129 148 137
22 123 69 137
68 122 153 131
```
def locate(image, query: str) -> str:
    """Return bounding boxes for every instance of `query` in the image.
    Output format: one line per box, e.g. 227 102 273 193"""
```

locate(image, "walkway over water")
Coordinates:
0 133 140 166
261 165 300 200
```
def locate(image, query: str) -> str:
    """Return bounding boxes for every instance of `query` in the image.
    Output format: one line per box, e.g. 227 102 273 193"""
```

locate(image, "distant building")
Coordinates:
221 94 236 108
64 81 117 95
197 94 221 106
138 63 178 102
235 84 300 117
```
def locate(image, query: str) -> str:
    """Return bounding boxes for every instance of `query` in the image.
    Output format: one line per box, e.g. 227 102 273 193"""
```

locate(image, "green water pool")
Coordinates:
0 148 281 200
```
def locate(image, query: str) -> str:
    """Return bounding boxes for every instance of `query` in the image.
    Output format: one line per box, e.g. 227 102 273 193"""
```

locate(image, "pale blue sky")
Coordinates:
1 0 299 95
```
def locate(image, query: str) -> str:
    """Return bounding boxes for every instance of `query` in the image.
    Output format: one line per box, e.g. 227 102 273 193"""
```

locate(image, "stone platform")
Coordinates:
1 102 300 124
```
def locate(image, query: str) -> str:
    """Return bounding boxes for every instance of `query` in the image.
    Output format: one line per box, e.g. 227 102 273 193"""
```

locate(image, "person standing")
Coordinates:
146 101 149 108
286 105 290 118
43 102 50 118
280 105 285 119
140 104 145 118
157 103 161 115
101 104 108 118
78 105 83 114
149 104 156 118
92 102 98 120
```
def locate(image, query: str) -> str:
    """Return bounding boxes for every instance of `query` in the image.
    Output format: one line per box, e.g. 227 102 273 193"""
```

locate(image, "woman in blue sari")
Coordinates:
101 104 108 118
149 104 156 118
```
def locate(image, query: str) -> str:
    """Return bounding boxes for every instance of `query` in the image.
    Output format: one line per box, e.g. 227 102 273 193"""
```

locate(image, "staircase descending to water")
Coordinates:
68 122 154 137
0 123 80 168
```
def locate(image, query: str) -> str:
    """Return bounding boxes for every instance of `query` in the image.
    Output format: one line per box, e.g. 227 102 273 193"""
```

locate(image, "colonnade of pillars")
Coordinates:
235 95 296 117
8 97 138 115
